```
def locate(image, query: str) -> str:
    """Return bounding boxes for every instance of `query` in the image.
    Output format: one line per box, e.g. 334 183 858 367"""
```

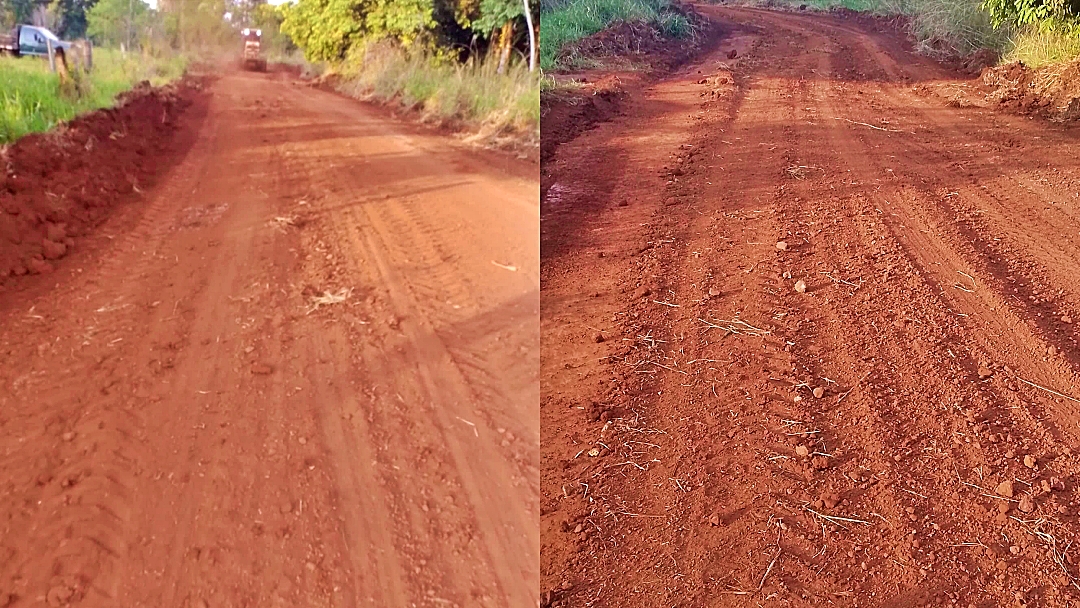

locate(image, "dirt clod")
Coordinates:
794 280 807 293
41 239 67 260
812 386 824 398
996 480 1015 498
1024 454 1036 469
27 257 53 275
45 585 73 607
1018 495 1035 513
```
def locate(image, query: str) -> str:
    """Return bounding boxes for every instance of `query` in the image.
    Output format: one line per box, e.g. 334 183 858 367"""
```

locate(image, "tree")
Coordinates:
86 0 147 45
164 0 232 52
0 0 42 26
521 0 532 71
228 0 261 26
473 0 521 72
276 0 534 67
52 0 98 38
278 0 361 61
984 0 1080 29
278 0 440 62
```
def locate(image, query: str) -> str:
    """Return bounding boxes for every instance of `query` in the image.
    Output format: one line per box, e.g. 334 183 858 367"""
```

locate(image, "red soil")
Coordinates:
0 79 208 284
542 6 1080 607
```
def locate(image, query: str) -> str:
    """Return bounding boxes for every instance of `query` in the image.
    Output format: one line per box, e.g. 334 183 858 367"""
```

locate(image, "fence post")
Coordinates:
86 39 93 72
47 38 56 72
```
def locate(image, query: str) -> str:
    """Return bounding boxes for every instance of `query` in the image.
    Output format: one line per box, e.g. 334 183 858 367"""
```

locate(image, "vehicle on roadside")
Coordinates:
240 28 266 72
0 25 71 59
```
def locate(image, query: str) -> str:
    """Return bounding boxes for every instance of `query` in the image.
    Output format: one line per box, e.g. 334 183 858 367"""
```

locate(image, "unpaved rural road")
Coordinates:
542 6 1080 608
0 71 538 607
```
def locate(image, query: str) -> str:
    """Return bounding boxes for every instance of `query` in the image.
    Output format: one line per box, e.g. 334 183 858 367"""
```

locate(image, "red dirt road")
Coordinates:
0 71 538 607
542 6 1080 607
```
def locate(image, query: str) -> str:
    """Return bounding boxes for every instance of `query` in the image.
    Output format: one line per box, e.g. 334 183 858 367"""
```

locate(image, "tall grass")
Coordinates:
1006 25 1080 66
765 0 1008 55
335 44 539 138
0 48 186 143
540 0 693 70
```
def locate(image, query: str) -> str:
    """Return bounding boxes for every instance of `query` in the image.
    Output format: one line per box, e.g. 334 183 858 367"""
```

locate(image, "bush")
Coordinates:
0 48 186 143
333 43 539 137
983 0 1080 30
539 0 693 70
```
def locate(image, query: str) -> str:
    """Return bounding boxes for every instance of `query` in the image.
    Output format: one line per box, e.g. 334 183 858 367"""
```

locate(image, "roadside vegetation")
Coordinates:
766 0 1006 55
539 0 694 70
763 0 1080 65
270 0 540 139
335 42 539 135
0 0 238 143
0 48 185 142
1005 26 1080 65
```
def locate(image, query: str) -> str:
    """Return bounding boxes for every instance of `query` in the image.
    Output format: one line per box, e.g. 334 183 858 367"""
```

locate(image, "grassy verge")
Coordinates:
0 48 186 143
540 0 694 70
759 0 1007 55
1005 26 1080 66
774 0 1080 66
333 44 539 142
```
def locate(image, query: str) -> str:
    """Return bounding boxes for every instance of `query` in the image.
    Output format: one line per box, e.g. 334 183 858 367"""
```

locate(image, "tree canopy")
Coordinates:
1 0 96 38
86 0 150 45
983 0 1080 28
277 0 535 63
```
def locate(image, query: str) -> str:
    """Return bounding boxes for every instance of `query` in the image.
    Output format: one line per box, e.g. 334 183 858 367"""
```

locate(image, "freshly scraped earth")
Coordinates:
0 68 538 607
541 5 1080 608
0 79 207 281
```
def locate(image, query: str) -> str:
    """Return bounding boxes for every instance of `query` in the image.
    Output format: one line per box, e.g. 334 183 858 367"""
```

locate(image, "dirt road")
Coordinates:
542 6 1080 607
0 71 538 607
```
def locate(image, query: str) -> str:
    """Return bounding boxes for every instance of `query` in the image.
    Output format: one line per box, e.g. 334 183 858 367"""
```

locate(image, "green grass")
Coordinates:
539 0 693 71
335 45 539 140
0 48 187 143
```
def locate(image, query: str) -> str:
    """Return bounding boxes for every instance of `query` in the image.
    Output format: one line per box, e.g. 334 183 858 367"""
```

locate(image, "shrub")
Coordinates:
334 43 539 136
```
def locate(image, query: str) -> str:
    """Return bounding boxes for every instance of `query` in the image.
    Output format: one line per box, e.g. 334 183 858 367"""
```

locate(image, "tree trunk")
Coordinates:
497 20 514 75
523 0 536 72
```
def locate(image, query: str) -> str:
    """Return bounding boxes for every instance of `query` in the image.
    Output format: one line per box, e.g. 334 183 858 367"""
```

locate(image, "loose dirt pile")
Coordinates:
0 78 208 285
983 60 1080 119
556 17 702 69
541 3 719 166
